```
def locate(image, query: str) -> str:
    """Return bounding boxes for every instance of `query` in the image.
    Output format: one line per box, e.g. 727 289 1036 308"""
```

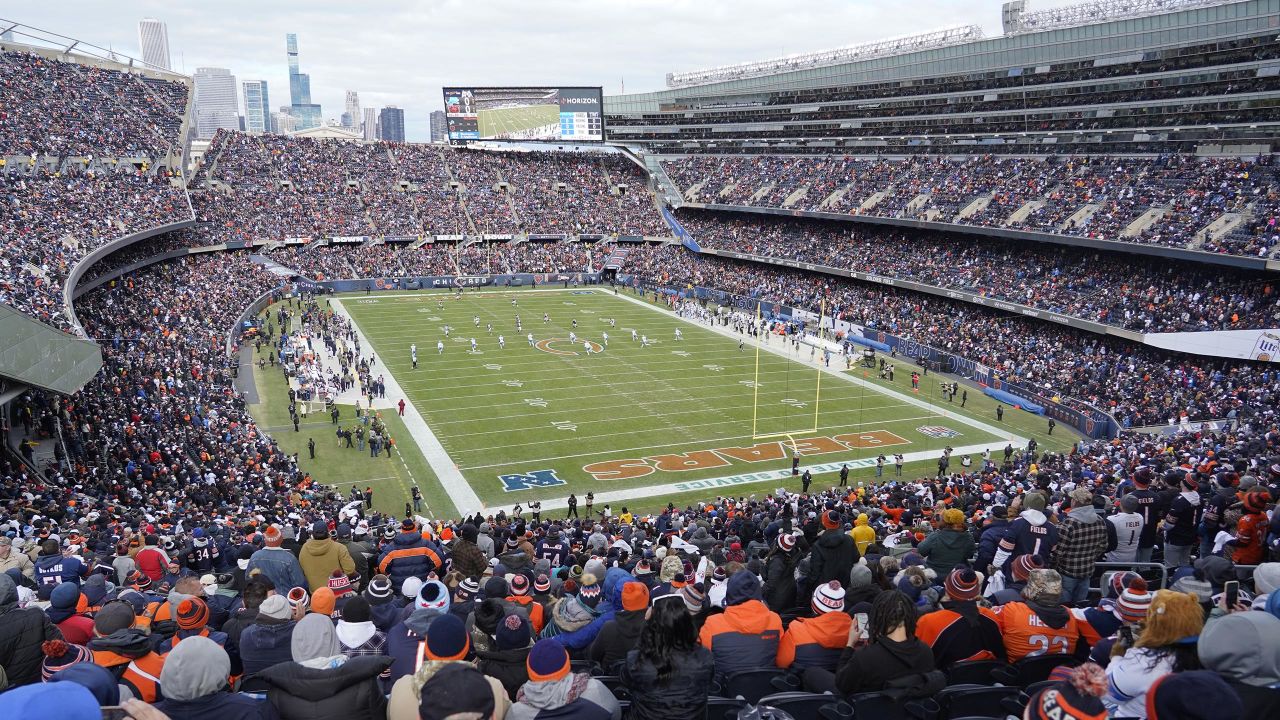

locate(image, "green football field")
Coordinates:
478 103 560 138
289 286 1075 519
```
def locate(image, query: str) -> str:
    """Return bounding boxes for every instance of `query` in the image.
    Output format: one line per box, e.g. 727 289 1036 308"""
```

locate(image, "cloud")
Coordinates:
11 0 1084 141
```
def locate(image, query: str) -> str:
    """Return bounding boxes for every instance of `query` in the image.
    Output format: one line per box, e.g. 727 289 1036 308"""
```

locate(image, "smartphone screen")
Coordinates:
101 707 130 720
1225 580 1239 608
855 612 869 639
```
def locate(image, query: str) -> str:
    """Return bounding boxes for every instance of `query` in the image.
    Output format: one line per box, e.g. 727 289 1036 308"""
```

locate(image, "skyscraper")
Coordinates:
429 110 447 142
363 108 378 141
193 67 239 139
137 18 172 71
380 106 405 143
286 34 321 130
343 91 361 129
242 80 271 134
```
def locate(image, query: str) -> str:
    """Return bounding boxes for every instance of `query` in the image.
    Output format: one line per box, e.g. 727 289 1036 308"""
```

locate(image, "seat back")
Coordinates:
944 660 1007 686
935 685 1020 720
725 668 787 704
757 691 838 720
1011 655 1079 687
849 691 908 720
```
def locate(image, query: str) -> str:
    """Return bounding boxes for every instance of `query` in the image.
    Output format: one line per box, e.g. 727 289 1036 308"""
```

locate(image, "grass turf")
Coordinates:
273 286 1076 516
478 103 560 138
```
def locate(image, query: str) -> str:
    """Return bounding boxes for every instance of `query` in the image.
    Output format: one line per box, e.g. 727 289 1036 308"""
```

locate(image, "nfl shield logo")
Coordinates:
916 425 961 439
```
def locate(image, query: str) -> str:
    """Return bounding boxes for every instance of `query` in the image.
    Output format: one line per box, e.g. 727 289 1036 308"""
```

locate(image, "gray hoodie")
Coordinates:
159 635 230 701
1199 611 1280 686
508 673 621 720
291 612 346 668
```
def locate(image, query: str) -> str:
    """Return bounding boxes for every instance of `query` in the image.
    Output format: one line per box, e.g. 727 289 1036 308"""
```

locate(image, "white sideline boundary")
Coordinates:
331 299 483 516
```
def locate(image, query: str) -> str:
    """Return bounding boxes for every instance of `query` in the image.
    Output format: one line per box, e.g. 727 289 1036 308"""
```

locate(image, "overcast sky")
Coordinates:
11 0 1081 141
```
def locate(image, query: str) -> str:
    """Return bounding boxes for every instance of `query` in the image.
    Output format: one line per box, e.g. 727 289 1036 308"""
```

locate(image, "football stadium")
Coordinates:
1 1 1279 718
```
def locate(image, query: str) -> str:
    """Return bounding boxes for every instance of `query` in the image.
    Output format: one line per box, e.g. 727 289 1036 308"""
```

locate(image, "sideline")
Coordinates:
332 299 482 516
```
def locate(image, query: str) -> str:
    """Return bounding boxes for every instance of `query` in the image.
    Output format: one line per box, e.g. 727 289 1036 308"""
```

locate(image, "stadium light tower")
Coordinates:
1005 0 1233 35
665 25 984 89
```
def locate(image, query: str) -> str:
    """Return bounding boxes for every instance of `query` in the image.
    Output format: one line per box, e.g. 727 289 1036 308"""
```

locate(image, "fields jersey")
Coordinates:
1105 512 1144 563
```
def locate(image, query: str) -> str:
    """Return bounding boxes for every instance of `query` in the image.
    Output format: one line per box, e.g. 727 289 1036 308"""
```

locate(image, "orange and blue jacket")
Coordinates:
778 611 851 671
698 599 785 674
506 594 546 634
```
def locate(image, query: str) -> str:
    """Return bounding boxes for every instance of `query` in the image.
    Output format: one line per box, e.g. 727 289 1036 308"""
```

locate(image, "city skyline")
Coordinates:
12 0 1084 141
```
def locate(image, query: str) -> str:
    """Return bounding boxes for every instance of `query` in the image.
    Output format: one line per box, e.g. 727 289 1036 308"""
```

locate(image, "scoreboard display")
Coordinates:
443 87 605 143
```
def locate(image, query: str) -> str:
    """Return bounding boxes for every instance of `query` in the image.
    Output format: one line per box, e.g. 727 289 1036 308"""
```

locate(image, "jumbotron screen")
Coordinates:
442 87 605 143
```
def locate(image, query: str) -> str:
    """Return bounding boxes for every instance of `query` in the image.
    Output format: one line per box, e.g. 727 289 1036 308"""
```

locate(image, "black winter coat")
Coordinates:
476 645 531 701
620 645 716 720
763 551 799 612
809 530 858 590
252 655 391 720
589 609 646 671
0 574 62 686
833 635 936 696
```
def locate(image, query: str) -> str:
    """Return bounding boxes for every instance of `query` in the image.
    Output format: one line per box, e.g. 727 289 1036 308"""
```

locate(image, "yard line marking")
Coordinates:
333 299 480 516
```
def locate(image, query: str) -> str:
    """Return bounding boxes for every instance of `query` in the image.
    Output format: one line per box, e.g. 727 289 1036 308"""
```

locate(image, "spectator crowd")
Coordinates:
662 154 1280 258
674 209 1280 333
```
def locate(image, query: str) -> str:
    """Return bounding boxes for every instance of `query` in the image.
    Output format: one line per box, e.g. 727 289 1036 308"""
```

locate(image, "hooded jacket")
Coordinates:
620 644 715 720
254 655 391 720
917 528 976 576
993 509 1058 577
507 672 621 720
809 529 858 591
547 568 628 652
852 515 876 556
974 518 1010 570
588 605 646 670
1199 611 1280 717
992 599 1086 662
763 549 799 613
298 537 355 593
915 601 1007 669
0 573 62 687
1164 490 1203 546
386 606 444 684
698 572 785 674
154 635 270 720
477 644 532 701
833 634 936 696
88 628 168 702
251 613 391 720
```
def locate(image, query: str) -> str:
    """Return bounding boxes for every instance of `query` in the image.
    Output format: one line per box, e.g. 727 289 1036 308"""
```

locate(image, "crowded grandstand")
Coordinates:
2 2 1280 720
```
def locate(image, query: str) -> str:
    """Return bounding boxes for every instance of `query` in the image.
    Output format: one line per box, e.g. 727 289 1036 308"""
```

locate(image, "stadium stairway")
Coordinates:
1189 208 1251 250
1121 206 1169 237
782 185 811 208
